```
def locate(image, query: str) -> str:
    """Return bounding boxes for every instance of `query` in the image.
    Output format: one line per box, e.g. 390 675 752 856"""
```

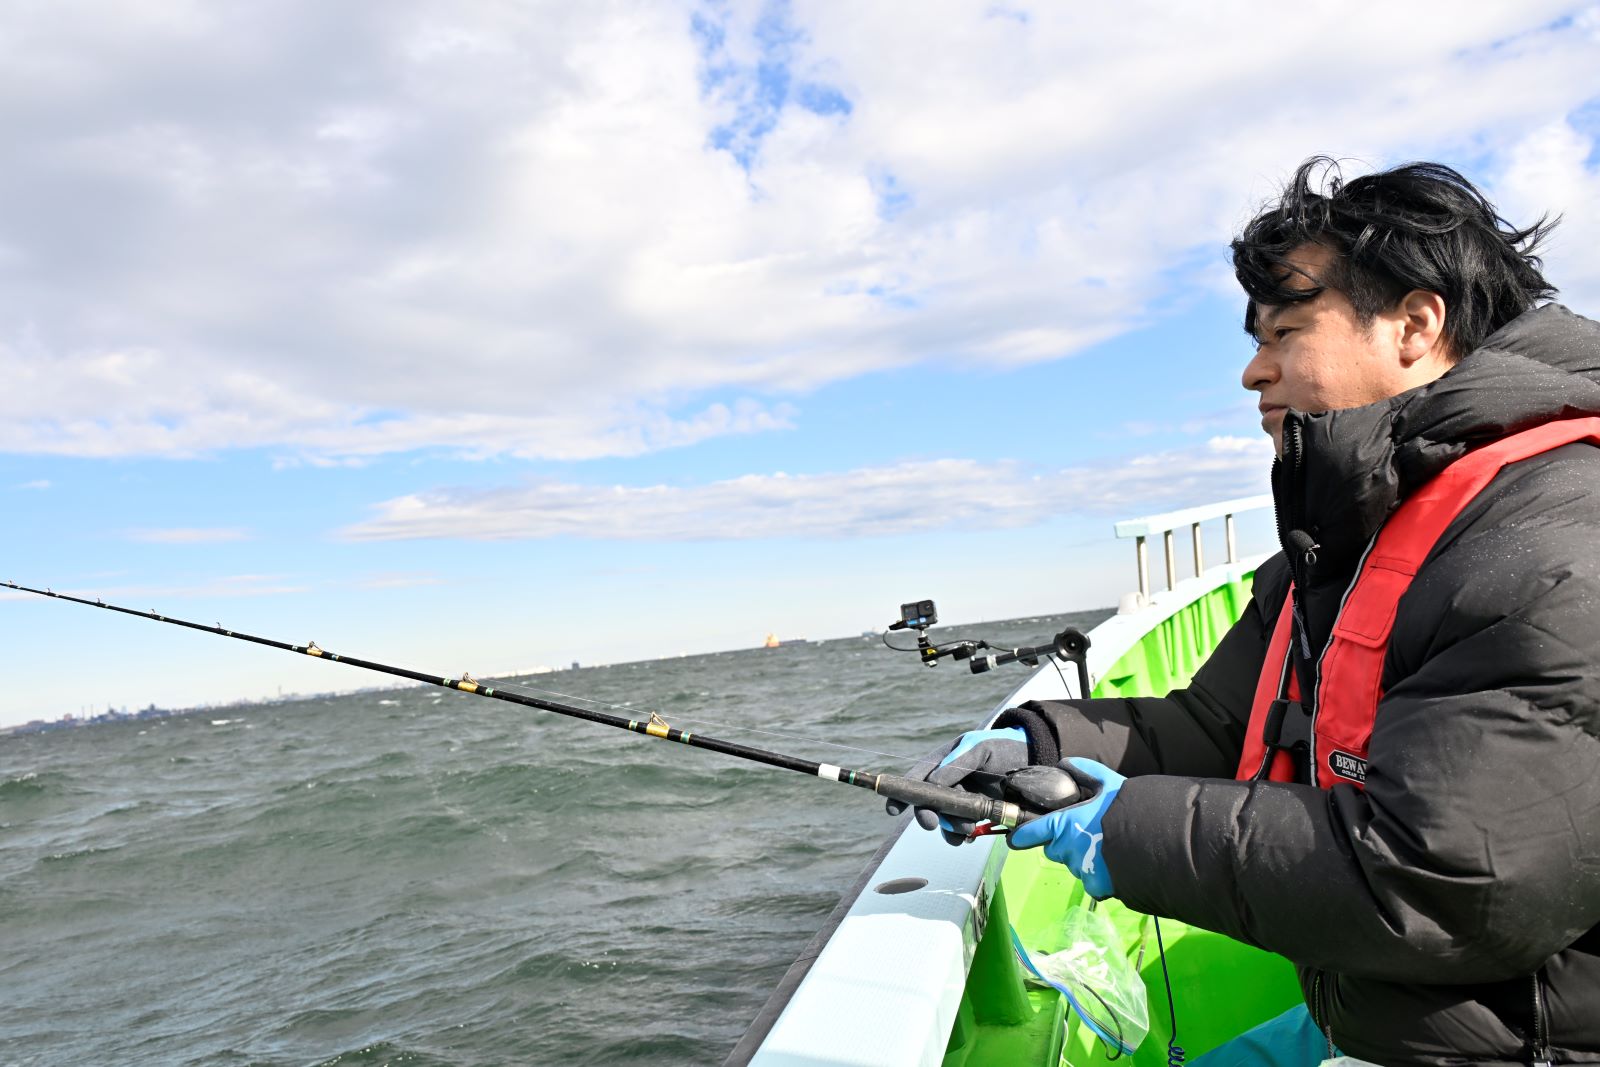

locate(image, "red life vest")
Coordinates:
1234 417 1600 789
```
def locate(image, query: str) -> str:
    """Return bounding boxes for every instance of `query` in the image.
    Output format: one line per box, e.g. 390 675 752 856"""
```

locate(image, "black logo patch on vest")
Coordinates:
1327 750 1368 783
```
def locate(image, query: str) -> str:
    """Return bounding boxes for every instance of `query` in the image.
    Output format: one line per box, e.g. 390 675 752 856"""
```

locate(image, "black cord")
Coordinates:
880 631 988 658
1154 916 1185 1065
1077 981 1125 1060
1048 652 1075 697
880 631 919 653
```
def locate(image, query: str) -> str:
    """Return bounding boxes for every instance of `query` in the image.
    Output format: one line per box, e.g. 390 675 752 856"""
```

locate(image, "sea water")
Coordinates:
1 611 1108 1066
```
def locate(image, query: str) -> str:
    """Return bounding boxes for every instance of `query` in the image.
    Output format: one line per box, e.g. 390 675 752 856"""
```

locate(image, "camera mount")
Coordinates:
881 598 1093 696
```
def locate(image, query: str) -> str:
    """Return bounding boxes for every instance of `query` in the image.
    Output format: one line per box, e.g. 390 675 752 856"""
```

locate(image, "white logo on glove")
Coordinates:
1075 825 1104 875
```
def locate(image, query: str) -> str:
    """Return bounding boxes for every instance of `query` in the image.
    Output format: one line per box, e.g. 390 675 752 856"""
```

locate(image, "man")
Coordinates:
896 159 1600 1065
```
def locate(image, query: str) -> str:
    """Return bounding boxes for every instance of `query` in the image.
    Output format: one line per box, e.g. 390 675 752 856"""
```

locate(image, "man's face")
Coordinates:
1241 243 1416 457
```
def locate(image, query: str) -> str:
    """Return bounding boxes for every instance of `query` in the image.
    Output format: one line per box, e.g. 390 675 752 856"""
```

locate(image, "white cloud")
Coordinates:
1496 117 1600 311
0 336 795 459
338 435 1273 541
2 3 1597 461
12 479 51 490
124 527 251 544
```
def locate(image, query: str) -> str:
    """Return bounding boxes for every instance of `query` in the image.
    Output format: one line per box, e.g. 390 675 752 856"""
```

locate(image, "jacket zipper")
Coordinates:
1276 416 1319 652
1273 414 1320 783
1272 418 1302 574
1310 971 1333 1059
1531 970 1552 1067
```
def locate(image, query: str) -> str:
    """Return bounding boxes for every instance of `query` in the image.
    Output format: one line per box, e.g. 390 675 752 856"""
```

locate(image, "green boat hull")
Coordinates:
942 570 1305 1066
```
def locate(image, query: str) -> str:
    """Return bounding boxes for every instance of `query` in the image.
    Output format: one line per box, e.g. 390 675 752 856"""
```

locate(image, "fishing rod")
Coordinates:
5 580 1078 834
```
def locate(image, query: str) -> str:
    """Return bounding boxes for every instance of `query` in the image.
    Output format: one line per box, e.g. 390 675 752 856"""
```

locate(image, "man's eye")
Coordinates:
1274 327 1293 341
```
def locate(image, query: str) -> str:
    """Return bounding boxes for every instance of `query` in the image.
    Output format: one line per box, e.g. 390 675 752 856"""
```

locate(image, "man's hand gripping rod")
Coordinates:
874 762 1084 838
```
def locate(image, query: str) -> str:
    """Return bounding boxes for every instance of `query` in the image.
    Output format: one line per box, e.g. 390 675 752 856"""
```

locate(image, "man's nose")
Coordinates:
1241 346 1275 392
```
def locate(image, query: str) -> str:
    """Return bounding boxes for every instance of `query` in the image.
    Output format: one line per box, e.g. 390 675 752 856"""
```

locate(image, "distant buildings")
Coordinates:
2 700 178 735
1 681 418 737
5 703 175 735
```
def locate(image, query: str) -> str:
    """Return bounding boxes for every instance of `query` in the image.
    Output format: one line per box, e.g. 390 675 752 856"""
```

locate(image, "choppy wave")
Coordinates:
1 769 76 801
0 611 1106 1065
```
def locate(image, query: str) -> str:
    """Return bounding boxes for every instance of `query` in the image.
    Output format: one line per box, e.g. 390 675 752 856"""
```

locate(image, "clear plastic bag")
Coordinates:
1010 906 1150 1055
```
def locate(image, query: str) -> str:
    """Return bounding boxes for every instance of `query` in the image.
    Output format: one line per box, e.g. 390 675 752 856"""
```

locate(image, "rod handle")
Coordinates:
873 773 1022 827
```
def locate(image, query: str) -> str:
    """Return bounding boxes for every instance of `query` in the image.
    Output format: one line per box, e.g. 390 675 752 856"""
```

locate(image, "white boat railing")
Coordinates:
1113 494 1273 603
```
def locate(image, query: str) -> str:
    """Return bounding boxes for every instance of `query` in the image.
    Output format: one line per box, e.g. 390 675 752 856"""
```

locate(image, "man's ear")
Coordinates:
1397 289 1450 366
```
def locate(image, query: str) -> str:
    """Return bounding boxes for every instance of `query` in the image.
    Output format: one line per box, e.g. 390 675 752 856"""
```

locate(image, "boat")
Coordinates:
726 495 1303 1066
763 634 809 649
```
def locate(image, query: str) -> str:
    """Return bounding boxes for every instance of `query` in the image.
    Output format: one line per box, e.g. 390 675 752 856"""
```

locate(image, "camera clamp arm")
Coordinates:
883 598 1093 695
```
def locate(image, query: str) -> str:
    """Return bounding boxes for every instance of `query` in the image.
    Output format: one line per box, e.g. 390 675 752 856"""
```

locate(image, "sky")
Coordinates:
4 1 1600 727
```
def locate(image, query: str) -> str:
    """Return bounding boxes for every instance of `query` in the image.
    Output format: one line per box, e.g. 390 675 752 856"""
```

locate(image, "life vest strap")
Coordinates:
1235 417 1600 789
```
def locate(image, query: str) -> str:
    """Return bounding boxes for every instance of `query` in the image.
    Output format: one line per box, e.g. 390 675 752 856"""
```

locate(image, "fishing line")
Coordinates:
483 660 1058 785
485 676 944 771
430 674 1020 788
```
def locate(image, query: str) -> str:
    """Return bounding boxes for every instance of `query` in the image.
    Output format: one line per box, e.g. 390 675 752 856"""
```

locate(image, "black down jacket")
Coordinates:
995 304 1600 1066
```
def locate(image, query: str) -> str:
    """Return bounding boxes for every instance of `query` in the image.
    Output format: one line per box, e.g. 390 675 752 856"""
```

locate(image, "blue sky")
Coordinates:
4 2 1600 726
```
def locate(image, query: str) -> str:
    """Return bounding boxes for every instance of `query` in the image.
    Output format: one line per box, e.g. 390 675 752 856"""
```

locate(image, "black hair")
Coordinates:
1232 156 1558 360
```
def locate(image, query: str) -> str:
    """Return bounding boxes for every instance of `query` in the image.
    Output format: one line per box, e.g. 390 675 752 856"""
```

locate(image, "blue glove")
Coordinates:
1006 757 1125 900
885 727 1030 845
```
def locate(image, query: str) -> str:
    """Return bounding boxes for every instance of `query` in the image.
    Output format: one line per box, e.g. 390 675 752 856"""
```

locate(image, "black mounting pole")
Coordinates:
968 627 1093 696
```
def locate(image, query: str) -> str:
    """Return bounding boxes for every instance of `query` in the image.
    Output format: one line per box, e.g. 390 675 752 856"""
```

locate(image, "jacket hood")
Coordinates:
1281 303 1600 575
